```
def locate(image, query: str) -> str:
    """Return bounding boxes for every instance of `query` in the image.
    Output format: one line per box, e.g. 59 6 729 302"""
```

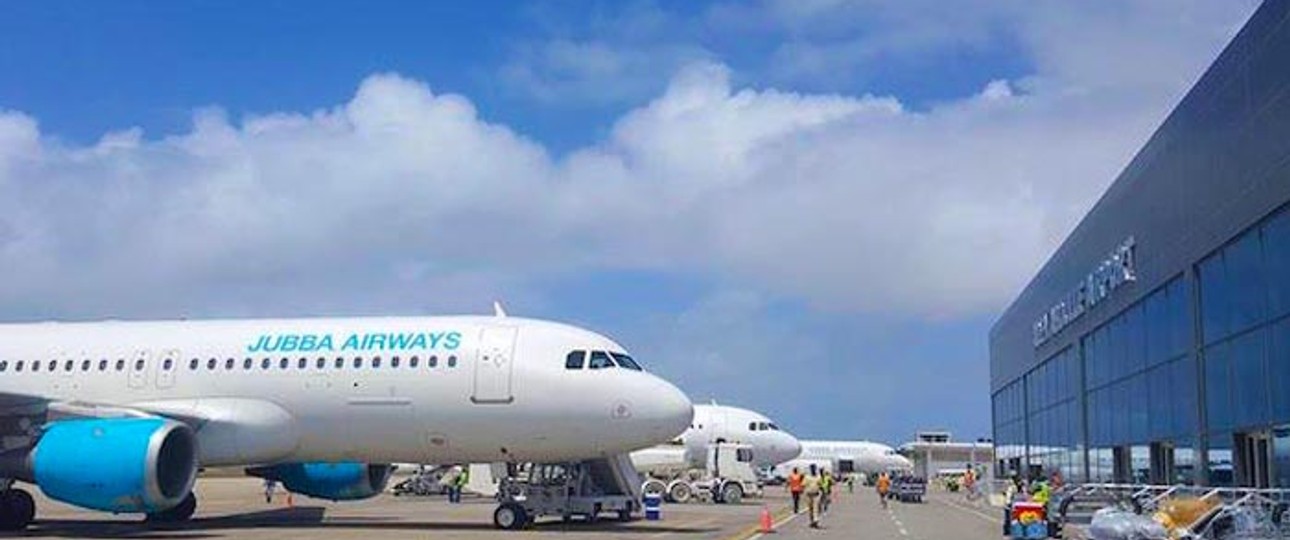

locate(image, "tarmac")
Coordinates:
19 477 1005 539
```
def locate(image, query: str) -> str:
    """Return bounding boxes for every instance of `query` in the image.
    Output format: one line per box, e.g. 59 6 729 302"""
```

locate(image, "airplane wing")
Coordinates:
0 393 300 466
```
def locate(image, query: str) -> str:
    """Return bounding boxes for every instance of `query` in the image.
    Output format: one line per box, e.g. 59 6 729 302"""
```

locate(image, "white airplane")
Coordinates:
0 314 693 530
631 403 802 471
774 440 913 478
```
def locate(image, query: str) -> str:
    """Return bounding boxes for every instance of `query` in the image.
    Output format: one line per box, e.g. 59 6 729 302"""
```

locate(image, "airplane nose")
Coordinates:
640 377 693 441
785 436 803 461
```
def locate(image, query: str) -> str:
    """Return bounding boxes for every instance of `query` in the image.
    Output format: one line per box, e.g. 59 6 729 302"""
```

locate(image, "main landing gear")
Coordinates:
0 488 35 530
145 493 198 524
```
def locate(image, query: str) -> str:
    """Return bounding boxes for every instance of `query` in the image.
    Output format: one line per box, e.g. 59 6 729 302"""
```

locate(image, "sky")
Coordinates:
0 0 1262 444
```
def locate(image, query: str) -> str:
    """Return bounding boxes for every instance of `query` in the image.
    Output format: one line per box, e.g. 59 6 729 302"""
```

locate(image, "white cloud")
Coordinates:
0 1 1260 321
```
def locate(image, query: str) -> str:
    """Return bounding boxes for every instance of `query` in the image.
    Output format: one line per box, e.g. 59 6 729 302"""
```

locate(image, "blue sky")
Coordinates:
0 0 1260 444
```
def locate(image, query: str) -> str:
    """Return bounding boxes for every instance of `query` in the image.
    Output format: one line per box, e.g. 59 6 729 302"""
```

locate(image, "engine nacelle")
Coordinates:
252 462 392 501
31 418 198 513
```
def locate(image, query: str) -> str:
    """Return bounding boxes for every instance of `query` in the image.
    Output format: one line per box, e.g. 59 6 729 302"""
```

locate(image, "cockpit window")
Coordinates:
768 423 780 431
749 422 757 431
588 351 614 370
565 351 586 370
610 353 642 371
758 422 770 431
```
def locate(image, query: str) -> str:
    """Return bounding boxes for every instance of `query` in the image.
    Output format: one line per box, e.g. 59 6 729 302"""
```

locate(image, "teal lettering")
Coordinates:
281 335 299 352
341 334 360 351
444 331 461 350
318 334 334 351
300 335 317 352
389 333 411 350
427 332 444 349
409 333 427 349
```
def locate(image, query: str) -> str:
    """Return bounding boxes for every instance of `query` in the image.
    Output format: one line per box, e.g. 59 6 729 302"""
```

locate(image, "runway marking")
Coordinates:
888 506 910 537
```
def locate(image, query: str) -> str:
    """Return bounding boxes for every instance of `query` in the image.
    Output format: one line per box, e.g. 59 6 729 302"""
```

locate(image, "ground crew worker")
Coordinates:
803 466 823 528
453 466 470 503
847 474 855 494
876 471 891 509
820 470 834 514
263 478 277 504
788 467 805 514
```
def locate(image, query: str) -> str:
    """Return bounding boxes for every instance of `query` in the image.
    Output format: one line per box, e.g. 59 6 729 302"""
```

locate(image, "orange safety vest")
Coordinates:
877 475 891 494
789 473 805 493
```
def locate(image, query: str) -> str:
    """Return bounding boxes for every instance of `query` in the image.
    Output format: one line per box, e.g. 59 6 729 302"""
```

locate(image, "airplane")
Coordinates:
0 314 693 530
773 440 914 479
631 403 802 471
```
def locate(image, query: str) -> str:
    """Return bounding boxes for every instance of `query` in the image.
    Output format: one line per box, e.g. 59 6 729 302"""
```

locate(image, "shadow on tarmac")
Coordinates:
27 506 722 539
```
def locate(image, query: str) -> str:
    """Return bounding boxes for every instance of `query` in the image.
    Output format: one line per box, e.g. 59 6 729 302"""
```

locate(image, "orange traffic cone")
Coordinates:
759 506 774 533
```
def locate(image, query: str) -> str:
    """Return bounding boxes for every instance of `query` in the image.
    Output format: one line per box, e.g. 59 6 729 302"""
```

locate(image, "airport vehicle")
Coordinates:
773 440 914 480
493 454 642 529
892 475 926 503
631 403 801 473
639 442 761 504
0 313 693 530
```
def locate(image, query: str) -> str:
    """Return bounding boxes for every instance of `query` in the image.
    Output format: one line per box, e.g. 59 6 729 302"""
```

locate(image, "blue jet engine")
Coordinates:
250 462 393 501
30 417 198 513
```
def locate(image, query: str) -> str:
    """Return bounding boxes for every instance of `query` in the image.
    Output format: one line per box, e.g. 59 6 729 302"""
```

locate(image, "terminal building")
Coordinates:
991 0 1290 488
898 432 994 480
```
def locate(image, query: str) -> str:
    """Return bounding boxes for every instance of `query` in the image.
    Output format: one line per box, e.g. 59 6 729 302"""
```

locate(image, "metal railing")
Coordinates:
1054 483 1290 539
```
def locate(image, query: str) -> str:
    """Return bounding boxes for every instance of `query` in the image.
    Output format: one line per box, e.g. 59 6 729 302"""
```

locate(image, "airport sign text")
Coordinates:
1032 237 1137 347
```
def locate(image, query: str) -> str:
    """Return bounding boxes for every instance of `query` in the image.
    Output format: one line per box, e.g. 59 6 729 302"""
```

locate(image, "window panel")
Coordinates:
1205 343 1233 431
1265 208 1290 318
1227 232 1267 334
1169 278 1192 358
1200 253 1230 344
1173 356 1198 437
1271 318 1290 420
1230 327 1268 429
1146 288 1169 367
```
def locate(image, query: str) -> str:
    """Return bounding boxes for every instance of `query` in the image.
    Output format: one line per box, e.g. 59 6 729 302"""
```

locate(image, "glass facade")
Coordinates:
992 204 1290 485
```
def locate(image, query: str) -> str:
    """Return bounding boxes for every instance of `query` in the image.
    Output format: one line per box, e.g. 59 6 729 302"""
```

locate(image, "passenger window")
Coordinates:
115 359 125 371
353 357 363 368
410 356 420 368
261 358 271 369
189 358 199 370
297 357 307 369
566 351 586 370
334 357 344 369
316 357 326 369
243 358 253 370
49 361 58 372
131 360 142 371
31 360 40 371
225 358 234 370
66 360 75 371
1 361 8 372
81 360 91 371
391 356 400 368
428 356 438 368
208 359 217 370
588 351 614 370
611 353 642 371
98 359 108 371
163 359 173 371
447 355 457 368
278 358 288 369
372 357 381 368
15 360 23 372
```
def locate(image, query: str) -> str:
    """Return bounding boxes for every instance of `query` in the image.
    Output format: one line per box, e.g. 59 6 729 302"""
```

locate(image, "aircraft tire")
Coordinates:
0 488 35 531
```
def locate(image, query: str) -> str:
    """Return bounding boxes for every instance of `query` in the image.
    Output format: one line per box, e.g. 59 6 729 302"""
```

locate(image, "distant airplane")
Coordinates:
0 314 693 530
773 440 914 478
631 403 802 470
